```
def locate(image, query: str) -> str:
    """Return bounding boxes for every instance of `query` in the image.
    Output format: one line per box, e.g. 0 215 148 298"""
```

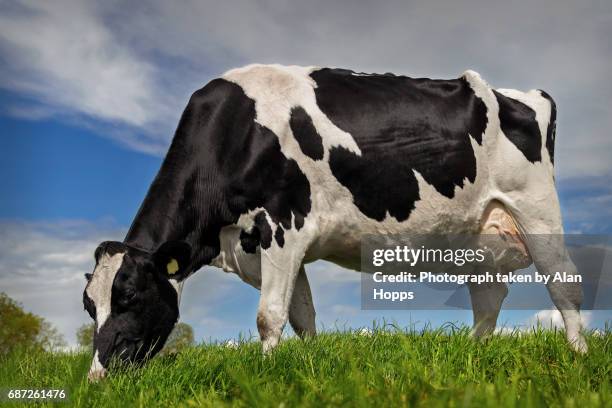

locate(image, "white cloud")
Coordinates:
115 0 611 179
0 220 126 346
0 0 179 153
527 309 593 329
530 309 565 328
0 0 161 126
0 0 610 178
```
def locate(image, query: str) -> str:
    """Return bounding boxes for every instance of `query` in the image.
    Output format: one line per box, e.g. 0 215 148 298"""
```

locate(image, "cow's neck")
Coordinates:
124 174 192 249
123 139 231 275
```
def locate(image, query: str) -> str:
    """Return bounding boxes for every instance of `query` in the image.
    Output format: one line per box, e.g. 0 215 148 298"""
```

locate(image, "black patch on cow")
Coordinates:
95 241 126 262
83 291 96 320
493 90 542 163
239 214 282 252
290 106 324 160
538 90 556 165
329 146 420 221
124 79 311 269
239 229 260 254
255 211 273 249
275 225 285 247
310 68 488 222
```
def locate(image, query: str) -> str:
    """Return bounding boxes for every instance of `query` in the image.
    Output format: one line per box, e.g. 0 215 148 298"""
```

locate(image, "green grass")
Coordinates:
1 326 610 407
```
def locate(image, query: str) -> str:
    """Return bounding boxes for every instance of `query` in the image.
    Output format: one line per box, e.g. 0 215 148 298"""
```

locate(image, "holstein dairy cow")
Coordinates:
84 64 585 380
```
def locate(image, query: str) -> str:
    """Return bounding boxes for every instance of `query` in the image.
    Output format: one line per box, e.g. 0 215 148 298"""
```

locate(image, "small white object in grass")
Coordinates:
224 339 239 349
358 328 373 336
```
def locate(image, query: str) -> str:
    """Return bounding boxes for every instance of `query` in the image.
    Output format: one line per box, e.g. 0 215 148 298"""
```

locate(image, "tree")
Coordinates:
0 292 40 355
0 292 65 355
76 322 95 351
160 322 194 355
38 320 67 351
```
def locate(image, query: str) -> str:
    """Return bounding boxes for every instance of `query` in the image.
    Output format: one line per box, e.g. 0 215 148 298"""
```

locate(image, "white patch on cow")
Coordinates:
222 64 361 161
235 206 266 232
87 350 106 381
350 72 377 77
211 207 264 281
86 252 125 331
168 279 184 307
462 69 500 132
223 64 317 139
213 224 262 287
461 70 489 90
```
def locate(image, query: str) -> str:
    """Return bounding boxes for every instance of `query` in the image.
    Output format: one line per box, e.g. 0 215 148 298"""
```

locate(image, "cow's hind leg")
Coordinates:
289 266 316 338
526 234 586 352
506 195 587 353
468 278 508 337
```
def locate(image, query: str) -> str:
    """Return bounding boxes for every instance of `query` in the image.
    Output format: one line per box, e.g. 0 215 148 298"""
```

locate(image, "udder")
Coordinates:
478 201 532 272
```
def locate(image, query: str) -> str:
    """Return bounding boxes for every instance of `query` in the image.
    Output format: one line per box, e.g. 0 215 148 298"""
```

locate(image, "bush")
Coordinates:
160 322 194 355
76 322 95 351
0 292 65 355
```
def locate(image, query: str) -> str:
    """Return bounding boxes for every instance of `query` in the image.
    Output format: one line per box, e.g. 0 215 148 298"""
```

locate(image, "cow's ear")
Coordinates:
153 241 192 280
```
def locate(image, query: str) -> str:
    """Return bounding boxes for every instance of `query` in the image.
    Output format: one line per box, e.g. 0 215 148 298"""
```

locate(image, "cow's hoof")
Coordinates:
569 335 588 354
87 368 107 382
261 338 279 355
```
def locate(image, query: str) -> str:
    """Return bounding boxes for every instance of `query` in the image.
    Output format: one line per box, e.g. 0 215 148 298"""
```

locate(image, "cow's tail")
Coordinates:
538 90 557 167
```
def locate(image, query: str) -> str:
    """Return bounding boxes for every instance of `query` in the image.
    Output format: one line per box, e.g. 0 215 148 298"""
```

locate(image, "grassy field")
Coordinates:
1 326 610 407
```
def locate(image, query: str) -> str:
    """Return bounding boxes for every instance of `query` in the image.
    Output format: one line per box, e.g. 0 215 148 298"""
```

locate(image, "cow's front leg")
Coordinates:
257 249 303 353
289 266 316 338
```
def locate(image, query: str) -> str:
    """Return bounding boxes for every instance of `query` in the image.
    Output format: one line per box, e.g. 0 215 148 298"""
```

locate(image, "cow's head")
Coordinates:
83 240 191 381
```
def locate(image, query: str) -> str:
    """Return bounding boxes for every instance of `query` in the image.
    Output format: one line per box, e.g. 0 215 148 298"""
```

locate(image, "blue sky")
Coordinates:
0 112 153 222
0 0 610 346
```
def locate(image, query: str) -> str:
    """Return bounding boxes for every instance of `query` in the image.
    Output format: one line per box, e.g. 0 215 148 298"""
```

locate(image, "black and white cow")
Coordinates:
84 64 585 380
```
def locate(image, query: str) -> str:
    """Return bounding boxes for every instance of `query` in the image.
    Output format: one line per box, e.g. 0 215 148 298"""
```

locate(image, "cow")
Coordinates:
83 64 586 380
